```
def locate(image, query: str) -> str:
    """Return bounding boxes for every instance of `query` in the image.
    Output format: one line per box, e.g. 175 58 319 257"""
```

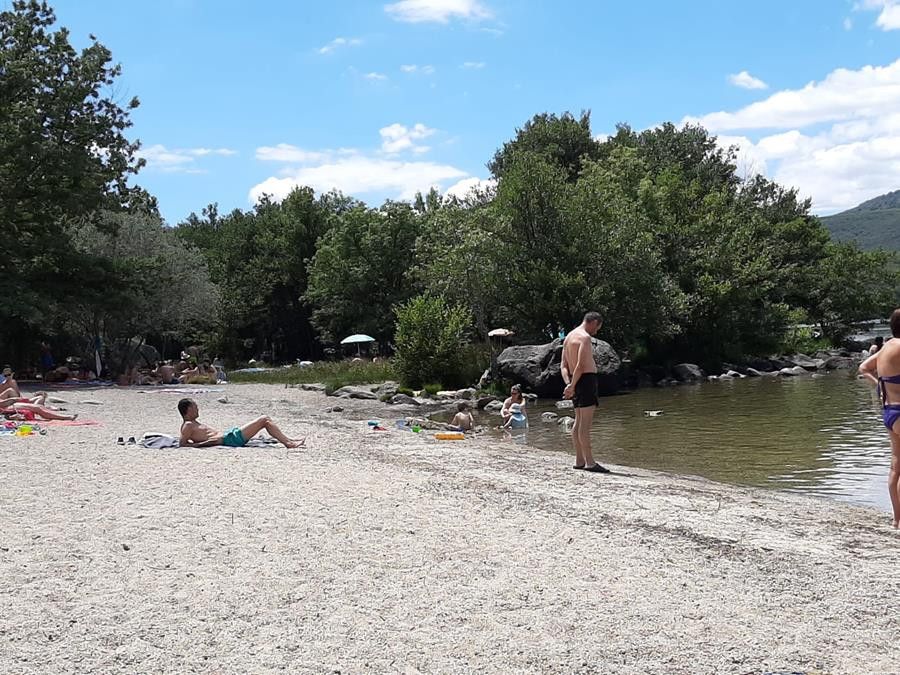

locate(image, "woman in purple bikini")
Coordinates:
859 308 900 528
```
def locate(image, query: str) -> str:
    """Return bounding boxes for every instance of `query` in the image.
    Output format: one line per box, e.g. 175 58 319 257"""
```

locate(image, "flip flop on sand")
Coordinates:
582 464 610 473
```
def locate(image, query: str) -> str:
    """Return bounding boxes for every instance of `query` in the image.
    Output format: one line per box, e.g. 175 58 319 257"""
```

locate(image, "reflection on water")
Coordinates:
479 373 892 512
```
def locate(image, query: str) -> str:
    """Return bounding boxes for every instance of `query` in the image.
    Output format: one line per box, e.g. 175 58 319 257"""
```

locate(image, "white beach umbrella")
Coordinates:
340 334 376 356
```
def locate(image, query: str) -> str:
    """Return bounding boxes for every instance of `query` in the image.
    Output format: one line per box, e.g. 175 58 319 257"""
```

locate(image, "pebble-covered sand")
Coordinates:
2 383 899 673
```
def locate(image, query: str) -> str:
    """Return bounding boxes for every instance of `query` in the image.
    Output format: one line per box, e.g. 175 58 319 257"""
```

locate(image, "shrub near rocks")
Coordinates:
393 295 472 389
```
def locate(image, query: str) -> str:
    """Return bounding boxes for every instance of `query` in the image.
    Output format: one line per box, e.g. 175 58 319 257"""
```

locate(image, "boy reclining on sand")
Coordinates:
177 398 304 448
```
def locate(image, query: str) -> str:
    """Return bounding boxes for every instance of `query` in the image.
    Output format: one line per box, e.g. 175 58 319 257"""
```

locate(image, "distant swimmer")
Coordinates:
859 310 900 527
561 311 608 473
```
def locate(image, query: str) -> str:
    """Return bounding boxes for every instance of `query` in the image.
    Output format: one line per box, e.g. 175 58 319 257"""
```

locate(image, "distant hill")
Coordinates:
821 189 900 250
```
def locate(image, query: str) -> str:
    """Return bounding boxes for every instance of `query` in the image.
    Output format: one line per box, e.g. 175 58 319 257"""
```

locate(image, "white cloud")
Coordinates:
139 144 236 173
685 59 900 131
445 176 496 199
249 124 491 204
843 16 854 30
318 37 362 54
684 58 900 213
461 61 486 69
255 144 330 163
385 0 492 23
364 71 388 81
249 156 467 203
728 70 768 90
855 0 900 29
400 64 436 75
379 122 436 153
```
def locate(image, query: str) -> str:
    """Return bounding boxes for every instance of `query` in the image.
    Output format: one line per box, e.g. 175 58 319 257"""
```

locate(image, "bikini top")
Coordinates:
878 374 900 406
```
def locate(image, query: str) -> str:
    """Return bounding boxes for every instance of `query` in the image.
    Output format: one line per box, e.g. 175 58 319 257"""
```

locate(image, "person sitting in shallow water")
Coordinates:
450 401 475 432
502 403 528 430
177 398 304 448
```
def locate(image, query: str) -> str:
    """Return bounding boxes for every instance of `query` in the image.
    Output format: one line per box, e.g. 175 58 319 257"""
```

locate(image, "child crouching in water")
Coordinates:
450 401 475 432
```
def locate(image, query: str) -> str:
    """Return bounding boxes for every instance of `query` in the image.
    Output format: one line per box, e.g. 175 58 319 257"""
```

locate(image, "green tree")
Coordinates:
176 188 348 362
0 0 144 342
394 294 472 389
68 211 219 371
306 201 422 348
806 243 898 341
489 111 600 182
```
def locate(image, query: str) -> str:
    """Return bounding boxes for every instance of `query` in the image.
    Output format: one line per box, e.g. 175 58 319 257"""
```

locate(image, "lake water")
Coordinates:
482 372 893 512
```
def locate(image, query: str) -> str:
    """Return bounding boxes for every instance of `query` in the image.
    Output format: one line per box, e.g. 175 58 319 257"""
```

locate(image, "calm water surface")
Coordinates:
482 373 892 512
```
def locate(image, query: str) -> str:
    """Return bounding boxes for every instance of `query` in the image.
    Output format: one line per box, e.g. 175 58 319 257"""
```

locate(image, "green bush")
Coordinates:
422 383 443 396
397 386 415 397
394 294 472 389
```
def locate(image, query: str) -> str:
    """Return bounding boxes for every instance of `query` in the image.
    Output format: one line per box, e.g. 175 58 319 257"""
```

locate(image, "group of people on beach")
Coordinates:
120 354 222 386
454 312 609 471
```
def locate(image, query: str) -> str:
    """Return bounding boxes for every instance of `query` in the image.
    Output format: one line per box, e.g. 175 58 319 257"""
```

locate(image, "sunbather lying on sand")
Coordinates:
177 398 304 448
0 398 77 421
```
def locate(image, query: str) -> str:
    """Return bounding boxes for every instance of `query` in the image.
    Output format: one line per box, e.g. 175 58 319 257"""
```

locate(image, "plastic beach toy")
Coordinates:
16 425 33 436
434 432 465 441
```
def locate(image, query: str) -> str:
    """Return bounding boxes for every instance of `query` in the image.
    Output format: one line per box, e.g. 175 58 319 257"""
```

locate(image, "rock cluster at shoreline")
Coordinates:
492 337 866 396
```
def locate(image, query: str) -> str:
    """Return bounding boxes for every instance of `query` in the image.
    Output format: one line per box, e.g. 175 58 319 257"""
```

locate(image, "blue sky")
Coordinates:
45 0 900 221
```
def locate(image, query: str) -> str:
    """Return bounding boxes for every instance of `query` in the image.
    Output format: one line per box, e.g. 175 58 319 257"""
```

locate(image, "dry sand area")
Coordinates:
2 383 900 673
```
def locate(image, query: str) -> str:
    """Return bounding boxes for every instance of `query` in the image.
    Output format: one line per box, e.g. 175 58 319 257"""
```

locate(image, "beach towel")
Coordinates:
139 388 225 395
139 433 180 449
137 433 280 449
37 419 103 427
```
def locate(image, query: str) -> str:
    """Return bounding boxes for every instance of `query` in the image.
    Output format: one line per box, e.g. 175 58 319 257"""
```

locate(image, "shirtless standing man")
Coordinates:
859 308 900 527
178 399 304 448
561 312 609 473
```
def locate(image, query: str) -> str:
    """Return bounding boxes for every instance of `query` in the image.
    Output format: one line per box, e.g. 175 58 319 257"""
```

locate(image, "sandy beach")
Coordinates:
2 383 900 673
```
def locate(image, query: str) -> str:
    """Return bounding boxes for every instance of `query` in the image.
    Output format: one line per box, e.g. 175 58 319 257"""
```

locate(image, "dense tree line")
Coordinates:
2 2 896 376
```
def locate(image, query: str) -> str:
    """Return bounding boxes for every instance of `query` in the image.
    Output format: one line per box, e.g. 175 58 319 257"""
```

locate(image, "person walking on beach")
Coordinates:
561 312 609 473
177 399 304 448
859 309 900 527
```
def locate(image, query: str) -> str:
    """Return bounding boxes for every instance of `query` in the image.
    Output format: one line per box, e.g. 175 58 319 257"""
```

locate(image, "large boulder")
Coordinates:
476 395 498 409
672 363 704 382
331 386 377 400
823 356 858 370
785 354 825 371
744 357 776 372
497 338 621 397
374 382 399 398
389 393 420 406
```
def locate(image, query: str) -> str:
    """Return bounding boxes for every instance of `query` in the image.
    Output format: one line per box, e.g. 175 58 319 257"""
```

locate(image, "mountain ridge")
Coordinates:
820 189 900 250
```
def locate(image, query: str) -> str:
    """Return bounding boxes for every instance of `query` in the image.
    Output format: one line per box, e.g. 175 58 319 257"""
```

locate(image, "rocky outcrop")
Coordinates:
330 386 377 400
390 394 420 406
823 356 858 370
673 363 704 382
497 338 621 397
785 354 826 371
374 382 399 398
476 396 499 410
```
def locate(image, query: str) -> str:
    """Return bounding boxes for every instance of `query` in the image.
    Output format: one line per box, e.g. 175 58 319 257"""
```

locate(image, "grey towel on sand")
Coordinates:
138 433 279 449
